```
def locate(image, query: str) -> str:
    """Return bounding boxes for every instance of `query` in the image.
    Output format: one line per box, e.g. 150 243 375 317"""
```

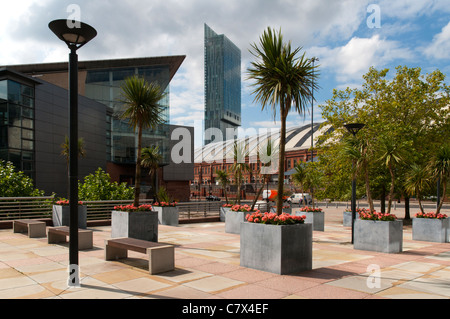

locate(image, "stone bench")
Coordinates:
105 237 175 275
13 219 47 238
47 226 93 250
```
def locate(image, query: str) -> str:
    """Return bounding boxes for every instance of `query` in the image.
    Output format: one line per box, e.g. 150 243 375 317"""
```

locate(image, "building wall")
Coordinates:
34 80 106 196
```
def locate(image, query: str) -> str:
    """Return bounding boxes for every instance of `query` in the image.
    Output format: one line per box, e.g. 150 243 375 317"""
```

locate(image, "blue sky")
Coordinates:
1 0 450 148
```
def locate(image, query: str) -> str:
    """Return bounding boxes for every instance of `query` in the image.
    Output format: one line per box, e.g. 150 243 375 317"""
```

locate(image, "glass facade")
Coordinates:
0 79 35 178
204 24 241 145
85 66 171 165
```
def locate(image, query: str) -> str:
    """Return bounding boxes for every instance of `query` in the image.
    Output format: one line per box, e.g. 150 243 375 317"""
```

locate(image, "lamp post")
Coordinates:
309 57 319 207
344 123 365 244
49 19 96 287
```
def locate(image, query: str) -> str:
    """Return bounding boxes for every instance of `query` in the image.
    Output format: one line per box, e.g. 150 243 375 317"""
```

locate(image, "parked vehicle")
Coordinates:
262 190 288 202
206 195 221 201
287 193 312 205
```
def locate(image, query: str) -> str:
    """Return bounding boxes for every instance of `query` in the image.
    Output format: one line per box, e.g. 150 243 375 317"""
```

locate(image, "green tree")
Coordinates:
216 169 230 204
430 144 450 214
231 141 250 205
292 162 307 194
404 163 432 213
0 160 44 197
247 27 319 215
78 167 133 201
119 75 166 207
60 135 86 196
141 145 163 199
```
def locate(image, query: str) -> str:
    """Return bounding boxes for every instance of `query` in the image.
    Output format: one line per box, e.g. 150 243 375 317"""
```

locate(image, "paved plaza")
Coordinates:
0 206 449 302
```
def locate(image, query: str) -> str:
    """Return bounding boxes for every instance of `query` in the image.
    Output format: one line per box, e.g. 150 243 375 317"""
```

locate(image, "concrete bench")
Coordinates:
13 219 47 238
105 237 174 275
48 226 93 250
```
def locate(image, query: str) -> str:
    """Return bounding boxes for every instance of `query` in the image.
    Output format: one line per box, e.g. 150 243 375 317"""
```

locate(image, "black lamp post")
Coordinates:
344 123 365 244
49 19 96 287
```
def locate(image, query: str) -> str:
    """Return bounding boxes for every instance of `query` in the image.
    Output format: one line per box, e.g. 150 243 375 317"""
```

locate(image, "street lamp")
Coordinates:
344 123 365 244
49 19 96 287
310 57 319 207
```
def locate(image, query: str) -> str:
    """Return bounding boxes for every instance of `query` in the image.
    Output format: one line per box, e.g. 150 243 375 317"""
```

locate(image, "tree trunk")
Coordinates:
276 109 287 216
364 162 374 212
387 164 395 215
436 179 446 215
251 175 267 211
380 185 386 213
133 125 143 207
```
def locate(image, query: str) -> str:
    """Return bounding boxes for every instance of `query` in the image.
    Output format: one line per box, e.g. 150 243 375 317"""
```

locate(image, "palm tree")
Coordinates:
141 145 163 200
404 163 432 214
292 162 307 195
60 135 86 196
430 144 450 214
247 27 319 215
119 75 166 207
216 169 230 204
231 141 250 205
378 137 405 214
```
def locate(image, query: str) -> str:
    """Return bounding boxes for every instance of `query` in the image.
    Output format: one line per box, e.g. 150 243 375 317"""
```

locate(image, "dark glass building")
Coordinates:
204 24 241 145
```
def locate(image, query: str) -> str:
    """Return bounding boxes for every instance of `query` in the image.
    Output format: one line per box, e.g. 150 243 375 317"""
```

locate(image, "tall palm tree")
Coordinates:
430 144 450 214
404 163 431 214
119 75 166 207
231 141 250 205
247 27 319 215
216 169 230 204
291 162 307 195
141 145 163 200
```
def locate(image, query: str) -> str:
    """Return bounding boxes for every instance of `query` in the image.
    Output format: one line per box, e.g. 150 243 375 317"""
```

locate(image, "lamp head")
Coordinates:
344 123 365 136
49 19 96 50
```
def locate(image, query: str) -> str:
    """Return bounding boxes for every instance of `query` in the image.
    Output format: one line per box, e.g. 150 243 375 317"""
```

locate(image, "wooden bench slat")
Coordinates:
107 238 168 254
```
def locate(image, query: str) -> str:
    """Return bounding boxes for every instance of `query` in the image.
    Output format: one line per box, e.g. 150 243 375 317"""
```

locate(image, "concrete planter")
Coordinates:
225 210 251 234
52 205 87 229
354 219 403 253
220 207 232 222
343 210 360 227
240 222 313 275
111 210 158 242
292 209 324 231
153 206 179 226
412 218 449 243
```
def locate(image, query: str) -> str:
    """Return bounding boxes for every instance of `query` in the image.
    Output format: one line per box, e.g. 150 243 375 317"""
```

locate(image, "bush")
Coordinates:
78 168 134 201
0 160 44 197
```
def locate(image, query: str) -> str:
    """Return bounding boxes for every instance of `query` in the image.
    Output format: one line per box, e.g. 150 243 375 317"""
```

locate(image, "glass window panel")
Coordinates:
0 80 7 100
22 128 33 140
22 107 34 118
0 126 7 148
22 151 33 161
22 161 34 171
22 139 33 151
8 150 21 168
21 95 34 108
8 126 21 148
8 81 20 104
8 104 21 126
22 118 33 129
21 84 34 98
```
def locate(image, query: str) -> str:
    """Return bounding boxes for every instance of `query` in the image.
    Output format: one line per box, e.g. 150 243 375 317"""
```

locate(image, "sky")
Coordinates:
1 0 450 148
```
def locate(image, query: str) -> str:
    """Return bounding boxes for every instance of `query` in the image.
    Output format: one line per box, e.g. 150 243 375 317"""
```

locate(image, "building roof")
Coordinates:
2 55 186 83
194 123 333 164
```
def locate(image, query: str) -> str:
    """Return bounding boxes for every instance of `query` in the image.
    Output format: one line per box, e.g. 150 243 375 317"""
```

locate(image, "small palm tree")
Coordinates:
247 27 319 215
430 144 450 214
216 169 230 204
251 139 277 210
119 75 166 207
60 135 86 196
141 145 163 199
231 141 250 205
404 163 432 213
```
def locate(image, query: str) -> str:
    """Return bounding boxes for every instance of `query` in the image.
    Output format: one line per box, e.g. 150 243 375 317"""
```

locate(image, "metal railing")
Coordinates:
0 196 55 221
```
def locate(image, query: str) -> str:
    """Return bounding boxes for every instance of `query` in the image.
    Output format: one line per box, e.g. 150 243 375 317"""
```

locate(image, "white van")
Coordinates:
287 193 312 205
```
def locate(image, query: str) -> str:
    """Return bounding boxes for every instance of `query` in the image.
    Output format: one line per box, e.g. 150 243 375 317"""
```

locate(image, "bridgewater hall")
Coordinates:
1 56 194 201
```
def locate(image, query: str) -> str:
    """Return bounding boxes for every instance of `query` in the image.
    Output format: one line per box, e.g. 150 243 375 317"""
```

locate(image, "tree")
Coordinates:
119 75 166 207
60 135 86 196
430 144 450 214
404 163 432 213
247 27 319 215
231 141 250 205
216 169 230 204
141 145 163 199
0 160 44 197
291 162 307 195
78 167 133 201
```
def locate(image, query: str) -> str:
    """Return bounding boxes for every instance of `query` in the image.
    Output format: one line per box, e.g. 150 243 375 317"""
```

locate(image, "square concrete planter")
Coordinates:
225 210 251 234
292 209 324 231
111 210 158 242
52 205 87 229
220 207 231 222
412 218 449 243
240 222 313 275
343 210 360 227
354 219 403 253
153 206 179 226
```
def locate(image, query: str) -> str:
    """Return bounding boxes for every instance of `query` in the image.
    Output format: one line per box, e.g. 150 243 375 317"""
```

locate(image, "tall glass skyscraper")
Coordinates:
204 24 241 145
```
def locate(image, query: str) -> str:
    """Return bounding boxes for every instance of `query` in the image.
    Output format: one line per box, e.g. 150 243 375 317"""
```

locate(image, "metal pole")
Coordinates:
351 162 356 244
68 46 79 287
437 177 440 211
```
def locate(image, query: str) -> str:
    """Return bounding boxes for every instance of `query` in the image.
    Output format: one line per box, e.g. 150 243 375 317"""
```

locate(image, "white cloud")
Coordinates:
310 35 414 83
423 21 450 60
